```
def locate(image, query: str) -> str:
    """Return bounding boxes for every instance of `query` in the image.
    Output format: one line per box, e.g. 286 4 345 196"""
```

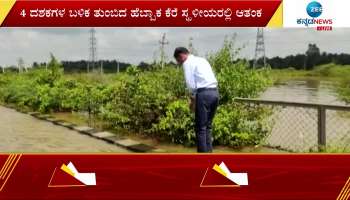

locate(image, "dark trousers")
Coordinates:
195 88 219 153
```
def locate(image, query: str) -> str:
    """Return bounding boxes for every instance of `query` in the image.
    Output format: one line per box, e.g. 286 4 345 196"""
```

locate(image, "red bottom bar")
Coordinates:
0 154 349 200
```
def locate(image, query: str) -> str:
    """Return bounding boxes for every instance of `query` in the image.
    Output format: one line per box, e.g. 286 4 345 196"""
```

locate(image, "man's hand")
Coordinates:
189 96 196 112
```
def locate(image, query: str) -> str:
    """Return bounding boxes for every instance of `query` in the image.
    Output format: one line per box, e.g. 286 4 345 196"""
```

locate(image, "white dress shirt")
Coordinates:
182 54 218 94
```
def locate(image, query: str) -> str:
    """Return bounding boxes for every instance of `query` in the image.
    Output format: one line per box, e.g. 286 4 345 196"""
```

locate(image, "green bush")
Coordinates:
208 36 272 104
99 75 135 129
99 67 185 131
213 104 271 148
151 99 195 146
0 75 38 109
151 102 271 148
216 61 271 104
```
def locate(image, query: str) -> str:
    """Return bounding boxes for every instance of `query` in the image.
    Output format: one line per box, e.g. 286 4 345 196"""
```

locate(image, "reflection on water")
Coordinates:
260 78 345 105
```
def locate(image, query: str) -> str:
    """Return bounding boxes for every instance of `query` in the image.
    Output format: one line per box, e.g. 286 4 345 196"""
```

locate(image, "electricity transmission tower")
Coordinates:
100 60 103 74
188 37 198 56
159 33 169 69
17 58 26 73
88 28 97 73
253 28 266 68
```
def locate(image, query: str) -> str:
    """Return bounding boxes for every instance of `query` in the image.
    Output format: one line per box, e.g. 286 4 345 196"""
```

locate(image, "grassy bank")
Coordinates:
271 63 350 80
271 63 350 103
313 64 350 103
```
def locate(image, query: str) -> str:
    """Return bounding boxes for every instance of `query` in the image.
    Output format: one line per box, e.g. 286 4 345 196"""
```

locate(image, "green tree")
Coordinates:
305 44 320 70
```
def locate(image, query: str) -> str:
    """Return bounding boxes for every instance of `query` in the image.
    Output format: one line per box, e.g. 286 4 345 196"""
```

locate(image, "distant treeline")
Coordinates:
0 60 175 73
250 44 350 70
58 60 178 73
253 53 350 70
2 43 350 73
59 51 350 73
60 60 133 73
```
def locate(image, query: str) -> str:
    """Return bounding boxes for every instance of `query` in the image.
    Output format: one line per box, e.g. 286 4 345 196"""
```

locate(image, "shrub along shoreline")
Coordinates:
0 39 273 149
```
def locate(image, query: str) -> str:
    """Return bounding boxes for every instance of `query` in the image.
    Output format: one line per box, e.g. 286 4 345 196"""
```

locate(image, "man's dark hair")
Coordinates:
174 47 189 58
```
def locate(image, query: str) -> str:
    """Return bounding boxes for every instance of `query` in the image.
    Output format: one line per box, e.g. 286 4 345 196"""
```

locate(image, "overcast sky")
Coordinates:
0 28 349 66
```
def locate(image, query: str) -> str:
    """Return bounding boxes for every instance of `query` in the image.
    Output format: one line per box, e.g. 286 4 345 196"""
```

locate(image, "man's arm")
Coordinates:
182 60 197 112
183 62 196 95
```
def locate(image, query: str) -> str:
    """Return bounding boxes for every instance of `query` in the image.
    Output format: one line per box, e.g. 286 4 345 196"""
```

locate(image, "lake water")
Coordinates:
258 78 350 152
260 78 346 105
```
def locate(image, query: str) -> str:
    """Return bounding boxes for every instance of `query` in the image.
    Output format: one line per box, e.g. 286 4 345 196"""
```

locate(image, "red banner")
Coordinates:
0 154 350 200
1 0 281 27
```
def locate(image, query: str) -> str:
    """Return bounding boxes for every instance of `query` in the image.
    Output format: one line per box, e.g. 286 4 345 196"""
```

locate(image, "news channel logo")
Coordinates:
296 1 332 30
306 1 323 18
